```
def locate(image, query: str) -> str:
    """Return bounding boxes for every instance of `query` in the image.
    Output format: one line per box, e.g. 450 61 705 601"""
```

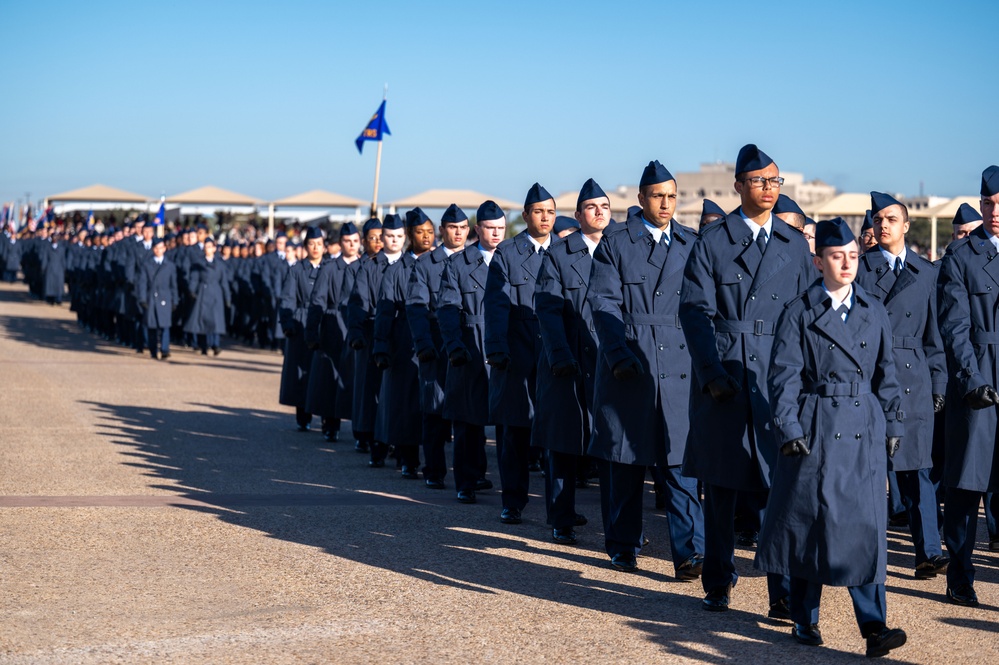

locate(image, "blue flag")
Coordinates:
355 99 390 154
155 199 165 226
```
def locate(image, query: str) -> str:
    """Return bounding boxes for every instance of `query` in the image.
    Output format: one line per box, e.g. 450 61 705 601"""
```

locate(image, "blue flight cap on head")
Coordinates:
576 178 607 208
203 235 216 245
197 223 208 231
151 236 164 246
701 199 726 218
627 205 642 218
553 216 580 234
735 144 774 175
982 165 999 197
640 160 674 188
340 221 360 238
773 194 804 216
953 202 983 226
814 217 856 250
304 226 323 241
362 218 381 234
870 191 903 215
476 200 504 222
382 213 404 230
405 207 431 227
524 183 554 208
441 204 468 224
861 210 873 232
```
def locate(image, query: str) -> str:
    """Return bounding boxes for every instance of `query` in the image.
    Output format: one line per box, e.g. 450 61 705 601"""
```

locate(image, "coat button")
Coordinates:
855 433 862 439
676 290 681 295
681 373 687 379
828 344 835 350
906 312 912 317
679 343 685 349
832 400 839 407
857 369 862 374
737 274 743 280
655 291 662 296
855 400 860 406
584 347 590 352
658 344 664 350
642 275 647 280
904 388 911 394
860 341 867 348
751 386 757 393
749 354 757 361
772 294 778 300
835 433 841 439
750 295 756 300
660 373 666 379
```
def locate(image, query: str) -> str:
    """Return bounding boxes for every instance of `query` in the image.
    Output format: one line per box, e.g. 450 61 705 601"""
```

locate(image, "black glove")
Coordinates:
886 436 901 458
780 438 810 457
612 357 642 381
372 352 390 370
551 359 580 378
964 384 999 410
932 394 946 413
449 348 471 367
284 324 297 338
349 336 366 351
487 352 510 370
706 374 741 403
416 347 437 363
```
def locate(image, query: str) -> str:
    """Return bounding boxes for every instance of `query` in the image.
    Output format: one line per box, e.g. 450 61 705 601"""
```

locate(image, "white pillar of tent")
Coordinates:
268 203 275 239
931 215 938 260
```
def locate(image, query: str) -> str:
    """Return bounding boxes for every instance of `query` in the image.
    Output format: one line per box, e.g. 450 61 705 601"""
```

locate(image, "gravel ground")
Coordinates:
1 281 996 664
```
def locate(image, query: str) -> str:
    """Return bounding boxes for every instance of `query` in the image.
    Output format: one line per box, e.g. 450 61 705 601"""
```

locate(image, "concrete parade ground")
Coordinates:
1 280 997 664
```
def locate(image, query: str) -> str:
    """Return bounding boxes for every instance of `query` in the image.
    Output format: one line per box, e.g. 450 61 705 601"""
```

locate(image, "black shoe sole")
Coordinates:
702 601 729 612
866 632 906 657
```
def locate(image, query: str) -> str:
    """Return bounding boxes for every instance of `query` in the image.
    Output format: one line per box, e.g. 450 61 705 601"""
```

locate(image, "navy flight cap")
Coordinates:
405 208 431 227
553 216 580 234
340 221 360 237
382 213 404 230
476 200 504 222
525 183 554 208
815 217 856 249
576 178 607 208
982 165 999 197
639 160 674 188
861 210 874 232
953 202 983 226
701 199 726 218
735 144 774 175
870 191 904 215
361 218 382 234
304 226 324 241
773 194 804 216
441 204 468 224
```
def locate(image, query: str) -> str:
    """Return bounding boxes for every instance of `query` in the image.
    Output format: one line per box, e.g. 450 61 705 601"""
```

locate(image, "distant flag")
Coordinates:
355 99 390 154
86 208 94 230
155 196 165 226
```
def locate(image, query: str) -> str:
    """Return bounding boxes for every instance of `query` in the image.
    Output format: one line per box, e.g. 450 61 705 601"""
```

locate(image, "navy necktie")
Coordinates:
756 228 768 256
893 256 902 276
836 304 849 322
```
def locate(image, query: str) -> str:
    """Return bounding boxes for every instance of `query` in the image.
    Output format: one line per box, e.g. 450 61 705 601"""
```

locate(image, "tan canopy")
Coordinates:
166 186 262 206
910 196 981 221
807 193 871 219
47 184 149 203
271 189 365 208
388 189 520 212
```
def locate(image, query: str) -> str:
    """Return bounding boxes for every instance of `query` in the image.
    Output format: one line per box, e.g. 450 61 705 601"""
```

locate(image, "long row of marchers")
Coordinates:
4 151 998 659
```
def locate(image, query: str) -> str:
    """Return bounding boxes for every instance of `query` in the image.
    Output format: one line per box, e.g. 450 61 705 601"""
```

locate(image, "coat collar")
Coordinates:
804 279 873 368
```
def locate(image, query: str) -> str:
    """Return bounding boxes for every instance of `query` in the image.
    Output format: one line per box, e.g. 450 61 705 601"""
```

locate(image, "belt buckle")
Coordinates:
754 319 765 336
851 383 859 397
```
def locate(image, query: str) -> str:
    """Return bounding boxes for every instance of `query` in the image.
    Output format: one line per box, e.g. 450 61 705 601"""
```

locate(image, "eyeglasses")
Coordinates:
741 176 785 189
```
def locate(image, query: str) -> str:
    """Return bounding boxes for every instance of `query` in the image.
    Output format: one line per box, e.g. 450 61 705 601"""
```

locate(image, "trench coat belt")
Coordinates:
803 381 872 397
892 335 921 350
970 331 999 345
714 319 776 336
461 314 485 325
622 313 682 328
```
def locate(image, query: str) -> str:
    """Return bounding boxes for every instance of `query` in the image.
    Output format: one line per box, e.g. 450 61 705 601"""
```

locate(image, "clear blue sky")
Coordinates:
1 0 996 210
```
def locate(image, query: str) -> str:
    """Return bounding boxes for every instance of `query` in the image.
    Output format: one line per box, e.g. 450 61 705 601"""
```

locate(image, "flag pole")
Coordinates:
369 84 387 218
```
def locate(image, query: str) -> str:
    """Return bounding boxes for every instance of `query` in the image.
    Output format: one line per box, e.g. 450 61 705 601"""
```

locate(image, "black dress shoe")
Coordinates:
552 528 577 545
212 346 221 356
914 554 950 579
737 530 759 547
702 585 732 612
500 508 522 524
991 537 999 552
368 459 385 468
792 623 823 646
475 478 493 491
888 511 910 527
573 513 588 526
768 597 792 621
610 554 638 572
528 461 542 473
400 466 419 480
160 352 170 360
457 490 476 504
354 440 369 454
675 553 704 581
425 479 446 490
947 584 979 607
865 627 906 658
296 424 310 432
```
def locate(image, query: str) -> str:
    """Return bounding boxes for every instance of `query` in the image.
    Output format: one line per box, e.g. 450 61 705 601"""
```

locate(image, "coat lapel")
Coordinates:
519 234 543 280
726 214 759 276
884 260 917 304
656 223 688 288
807 285 864 368
467 246 488 289
747 219 791 294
